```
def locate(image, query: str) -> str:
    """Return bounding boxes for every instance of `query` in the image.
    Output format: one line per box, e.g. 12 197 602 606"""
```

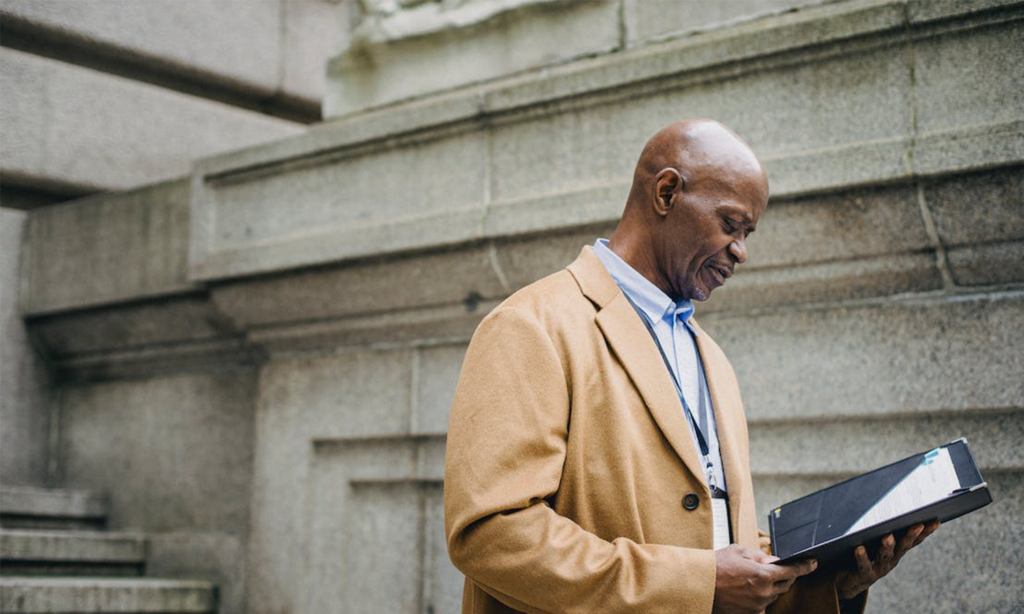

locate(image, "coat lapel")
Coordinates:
568 247 709 488
692 320 747 542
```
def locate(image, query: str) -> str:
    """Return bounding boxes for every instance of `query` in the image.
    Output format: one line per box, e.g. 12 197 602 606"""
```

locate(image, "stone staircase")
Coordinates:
0 486 216 614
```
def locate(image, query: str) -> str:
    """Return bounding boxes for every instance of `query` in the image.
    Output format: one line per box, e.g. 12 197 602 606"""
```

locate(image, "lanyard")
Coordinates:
623 293 720 493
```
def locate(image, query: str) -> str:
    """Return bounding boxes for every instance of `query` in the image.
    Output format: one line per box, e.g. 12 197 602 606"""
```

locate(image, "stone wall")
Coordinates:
7 1 1024 613
0 0 346 198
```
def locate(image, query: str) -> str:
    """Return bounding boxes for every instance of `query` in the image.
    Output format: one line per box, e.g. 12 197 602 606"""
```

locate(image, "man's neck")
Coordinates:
606 232 675 300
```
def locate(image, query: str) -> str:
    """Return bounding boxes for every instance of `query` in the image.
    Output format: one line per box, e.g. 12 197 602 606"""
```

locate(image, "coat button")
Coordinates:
682 493 700 510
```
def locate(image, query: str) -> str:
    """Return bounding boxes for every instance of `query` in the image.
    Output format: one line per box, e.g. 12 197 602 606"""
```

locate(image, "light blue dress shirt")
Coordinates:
593 238 727 492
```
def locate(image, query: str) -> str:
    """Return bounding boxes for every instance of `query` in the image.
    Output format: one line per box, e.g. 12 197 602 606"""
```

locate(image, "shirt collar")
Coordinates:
593 238 698 336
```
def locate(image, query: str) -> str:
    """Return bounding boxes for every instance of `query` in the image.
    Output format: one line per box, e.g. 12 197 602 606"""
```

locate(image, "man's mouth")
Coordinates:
704 262 733 286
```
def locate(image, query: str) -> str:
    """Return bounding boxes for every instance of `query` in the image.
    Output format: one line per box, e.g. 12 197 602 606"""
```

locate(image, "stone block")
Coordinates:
58 369 257 534
248 301 491 356
191 130 487 280
923 167 1024 286
487 37 914 207
924 168 1024 248
339 483 424 613
324 0 621 117
702 252 943 313
146 531 248 614
259 349 413 441
0 528 144 565
209 245 505 329
912 15 1024 138
703 292 1024 422
190 0 1024 284
414 344 469 435
0 0 281 99
0 487 107 524
748 186 933 269
946 240 1024 286
424 486 465 614
626 0 827 45
749 410 1023 477
23 179 194 315
302 437 447 614
29 296 235 358
248 349 414 614
0 208 51 488
281 0 350 106
0 48 302 193
493 225 615 292
0 577 217 613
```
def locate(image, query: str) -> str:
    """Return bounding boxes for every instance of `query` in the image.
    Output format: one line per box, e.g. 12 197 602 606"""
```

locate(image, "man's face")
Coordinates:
657 163 768 302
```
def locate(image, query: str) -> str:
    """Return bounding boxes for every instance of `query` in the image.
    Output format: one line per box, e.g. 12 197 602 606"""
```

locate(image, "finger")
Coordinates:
854 545 873 578
896 526 922 556
786 558 817 579
750 549 780 565
878 534 896 563
915 520 940 546
765 558 815 584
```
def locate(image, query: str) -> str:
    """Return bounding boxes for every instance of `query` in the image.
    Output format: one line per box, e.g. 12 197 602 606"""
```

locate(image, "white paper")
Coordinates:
845 447 960 535
712 497 731 550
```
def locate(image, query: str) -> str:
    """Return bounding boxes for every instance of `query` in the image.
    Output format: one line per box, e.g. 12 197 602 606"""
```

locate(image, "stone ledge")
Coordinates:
0 577 216 614
325 0 621 118
22 179 195 316
208 0 1022 174
191 0 1024 282
748 408 1023 475
0 487 107 523
0 529 145 563
0 47 303 195
0 0 342 120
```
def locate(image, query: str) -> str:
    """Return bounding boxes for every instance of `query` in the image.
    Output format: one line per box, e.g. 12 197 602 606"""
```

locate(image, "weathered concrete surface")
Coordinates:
0 208 51 488
0 487 106 526
325 0 621 117
0 48 303 194
6 2 1022 614
0 0 345 118
249 346 454 614
22 179 195 315
0 576 217 613
0 528 145 565
195 0 1024 282
625 0 828 44
56 369 257 614
704 292 1024 422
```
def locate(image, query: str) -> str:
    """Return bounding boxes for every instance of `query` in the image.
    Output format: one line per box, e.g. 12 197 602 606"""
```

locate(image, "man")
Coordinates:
444 119 938 614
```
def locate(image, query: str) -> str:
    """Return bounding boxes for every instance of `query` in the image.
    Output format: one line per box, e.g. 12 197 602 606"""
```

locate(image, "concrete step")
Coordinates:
0 487 107 530
0 577 216 613
0 529 145 577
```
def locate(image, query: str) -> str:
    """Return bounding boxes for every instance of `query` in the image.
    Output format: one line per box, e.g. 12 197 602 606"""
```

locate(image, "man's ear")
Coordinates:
652 168 683 217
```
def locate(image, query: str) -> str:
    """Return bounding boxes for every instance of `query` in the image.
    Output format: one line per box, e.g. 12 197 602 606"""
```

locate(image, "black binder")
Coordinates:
768 438 992 565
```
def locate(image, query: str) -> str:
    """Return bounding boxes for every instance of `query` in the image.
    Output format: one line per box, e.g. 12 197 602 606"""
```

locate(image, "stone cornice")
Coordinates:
190 0 1024 281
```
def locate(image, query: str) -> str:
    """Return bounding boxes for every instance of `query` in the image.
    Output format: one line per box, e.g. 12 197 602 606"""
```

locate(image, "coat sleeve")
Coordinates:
444 306 717 614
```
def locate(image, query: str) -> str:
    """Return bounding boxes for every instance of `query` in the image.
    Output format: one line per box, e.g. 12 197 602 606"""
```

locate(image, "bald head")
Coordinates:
628 119 767 208
608 119 769 302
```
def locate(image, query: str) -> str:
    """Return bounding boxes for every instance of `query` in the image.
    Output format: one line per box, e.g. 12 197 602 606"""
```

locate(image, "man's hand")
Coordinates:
835 521 940 600
712 544 817 614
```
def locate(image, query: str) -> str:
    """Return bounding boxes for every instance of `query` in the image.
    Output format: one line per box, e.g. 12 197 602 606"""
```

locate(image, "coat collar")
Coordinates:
567 246 746 528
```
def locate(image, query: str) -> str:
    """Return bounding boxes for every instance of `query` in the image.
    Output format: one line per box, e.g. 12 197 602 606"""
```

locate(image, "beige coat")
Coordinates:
445 246 860 614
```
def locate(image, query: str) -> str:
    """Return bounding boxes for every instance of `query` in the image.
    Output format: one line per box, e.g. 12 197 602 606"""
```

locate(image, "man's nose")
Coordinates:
730 237 748 264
